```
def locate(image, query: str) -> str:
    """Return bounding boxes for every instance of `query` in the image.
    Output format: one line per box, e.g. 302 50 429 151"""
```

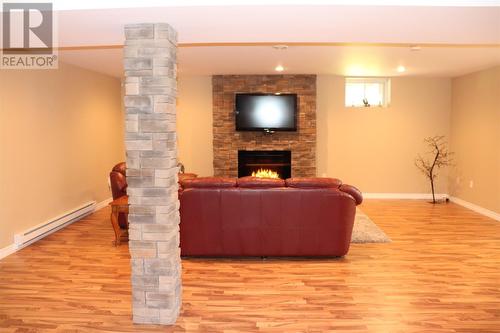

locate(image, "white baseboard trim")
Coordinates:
363 193 499 222
0 244 16 260
0 197 113 261
363 193 449 200
96 197 113 210
449 196 500 222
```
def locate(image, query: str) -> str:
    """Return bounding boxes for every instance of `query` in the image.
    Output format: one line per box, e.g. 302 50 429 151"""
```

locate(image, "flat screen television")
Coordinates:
235 93 297 132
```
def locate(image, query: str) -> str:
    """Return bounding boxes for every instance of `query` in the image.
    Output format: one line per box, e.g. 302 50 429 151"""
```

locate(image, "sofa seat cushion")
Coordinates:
286 177 342 189
237 176 285 188
181 177 237 189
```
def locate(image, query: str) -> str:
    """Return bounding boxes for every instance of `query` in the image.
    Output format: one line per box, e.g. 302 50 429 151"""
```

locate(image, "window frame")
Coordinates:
344 77 391 108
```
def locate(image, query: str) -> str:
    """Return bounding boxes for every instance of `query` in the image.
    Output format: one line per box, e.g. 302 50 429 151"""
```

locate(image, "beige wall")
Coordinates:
0 62 125 249
177 75 213 177
6 65 494 249
450 66 500 213
317 76 452 194
177 75 452 195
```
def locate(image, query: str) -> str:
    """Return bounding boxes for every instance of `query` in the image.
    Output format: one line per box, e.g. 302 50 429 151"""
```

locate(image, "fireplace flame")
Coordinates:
251 168 280 179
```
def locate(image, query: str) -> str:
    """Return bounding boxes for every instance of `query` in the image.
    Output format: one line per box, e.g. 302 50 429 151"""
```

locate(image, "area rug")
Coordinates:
351 209 391 243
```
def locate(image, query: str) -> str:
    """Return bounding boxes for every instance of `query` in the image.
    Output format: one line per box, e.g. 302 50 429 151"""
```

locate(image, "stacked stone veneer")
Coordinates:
123 23 181 325
212 75 317 177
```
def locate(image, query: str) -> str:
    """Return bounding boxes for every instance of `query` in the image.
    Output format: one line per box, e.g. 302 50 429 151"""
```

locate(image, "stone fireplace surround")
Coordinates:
212 75 317 178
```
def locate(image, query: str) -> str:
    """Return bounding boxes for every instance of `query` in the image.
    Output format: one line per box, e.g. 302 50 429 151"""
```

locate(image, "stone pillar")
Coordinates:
123 23 181 325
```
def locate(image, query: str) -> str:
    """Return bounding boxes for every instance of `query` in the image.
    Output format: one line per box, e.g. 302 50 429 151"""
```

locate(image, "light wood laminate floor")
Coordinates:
0 200 499 332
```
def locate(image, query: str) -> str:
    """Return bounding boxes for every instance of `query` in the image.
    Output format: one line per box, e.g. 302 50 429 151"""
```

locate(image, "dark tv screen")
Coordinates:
235 93 297 131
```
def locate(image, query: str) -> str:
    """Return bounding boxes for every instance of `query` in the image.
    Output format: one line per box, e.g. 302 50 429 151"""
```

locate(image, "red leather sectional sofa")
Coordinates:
179 176 363 257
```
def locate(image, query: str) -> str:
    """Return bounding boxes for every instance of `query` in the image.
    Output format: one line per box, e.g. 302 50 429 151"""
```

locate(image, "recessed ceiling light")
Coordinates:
273 44 288 50
275 65 284 72
397 65 406 73
410 45 421 51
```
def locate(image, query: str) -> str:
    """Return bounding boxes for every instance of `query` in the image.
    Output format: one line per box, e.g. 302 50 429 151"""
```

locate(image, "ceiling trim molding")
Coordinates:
177 42 500 48
20 42 498 52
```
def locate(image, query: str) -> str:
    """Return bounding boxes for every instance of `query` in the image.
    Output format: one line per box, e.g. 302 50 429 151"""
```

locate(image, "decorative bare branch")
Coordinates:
415 136 454 203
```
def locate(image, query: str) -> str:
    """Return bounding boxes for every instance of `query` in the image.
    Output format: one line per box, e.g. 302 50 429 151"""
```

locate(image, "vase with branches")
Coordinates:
415 136 453 204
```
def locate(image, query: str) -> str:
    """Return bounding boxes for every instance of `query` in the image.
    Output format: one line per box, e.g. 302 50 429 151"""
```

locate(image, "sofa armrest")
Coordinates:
339 184 363 205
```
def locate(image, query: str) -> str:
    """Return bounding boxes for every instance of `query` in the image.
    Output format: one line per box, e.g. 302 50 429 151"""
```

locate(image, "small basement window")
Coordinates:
345 77 391 107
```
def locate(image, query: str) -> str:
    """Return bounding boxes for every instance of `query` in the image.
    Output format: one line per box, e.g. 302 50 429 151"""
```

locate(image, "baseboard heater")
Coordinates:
14 201 96 250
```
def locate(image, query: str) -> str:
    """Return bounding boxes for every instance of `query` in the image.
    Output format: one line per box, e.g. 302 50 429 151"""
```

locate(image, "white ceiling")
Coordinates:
49 3 499 78
47 0 500 11
59 45 500 78
52 5 500 47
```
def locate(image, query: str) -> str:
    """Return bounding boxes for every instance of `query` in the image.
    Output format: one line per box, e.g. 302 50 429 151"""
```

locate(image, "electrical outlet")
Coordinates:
469 180 474 188
322 173 327 177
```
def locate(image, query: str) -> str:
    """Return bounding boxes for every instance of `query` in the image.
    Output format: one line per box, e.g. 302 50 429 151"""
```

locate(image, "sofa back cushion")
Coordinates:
180 187 356 256
112 162 126 176
110 171 127 199
286 177 342 189
178 173 198 184
237 176 285 188
181 177 237 189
